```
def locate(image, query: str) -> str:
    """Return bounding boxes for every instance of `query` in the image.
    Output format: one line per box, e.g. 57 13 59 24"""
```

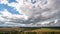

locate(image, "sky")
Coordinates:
0 0 60 27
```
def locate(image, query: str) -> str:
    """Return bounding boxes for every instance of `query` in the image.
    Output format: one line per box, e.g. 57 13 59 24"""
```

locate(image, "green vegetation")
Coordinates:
0 27 60 34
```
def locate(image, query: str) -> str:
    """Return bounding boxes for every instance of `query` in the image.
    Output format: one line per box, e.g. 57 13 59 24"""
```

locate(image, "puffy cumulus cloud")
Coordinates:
0 0 8 4
7 0 24 14
0 0 23 14
0 9 28 26
0 0 60 27
1 9 28 20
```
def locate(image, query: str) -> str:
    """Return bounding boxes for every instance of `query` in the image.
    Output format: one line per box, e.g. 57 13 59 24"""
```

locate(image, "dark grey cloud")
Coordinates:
19 0 60 25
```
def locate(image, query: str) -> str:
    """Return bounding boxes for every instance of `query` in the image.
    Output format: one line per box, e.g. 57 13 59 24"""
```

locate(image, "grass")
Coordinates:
0 27 60 34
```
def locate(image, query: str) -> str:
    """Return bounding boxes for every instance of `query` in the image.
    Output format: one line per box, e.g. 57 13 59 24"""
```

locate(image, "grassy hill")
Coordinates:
0 27 60 34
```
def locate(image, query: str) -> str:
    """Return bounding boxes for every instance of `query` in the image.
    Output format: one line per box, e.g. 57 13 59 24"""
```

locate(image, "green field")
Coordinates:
0 27 60 34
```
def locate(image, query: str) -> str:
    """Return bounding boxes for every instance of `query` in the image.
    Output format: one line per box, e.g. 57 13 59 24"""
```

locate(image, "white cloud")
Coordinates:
0 9 28 19
0 15 5 21
0 9 28 26
18 0 60 25
0 0 8 4
0 0 60 27
1 9 12 17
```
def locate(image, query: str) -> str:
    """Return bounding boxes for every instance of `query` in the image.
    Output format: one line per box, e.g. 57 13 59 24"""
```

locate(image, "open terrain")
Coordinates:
0 27 60 34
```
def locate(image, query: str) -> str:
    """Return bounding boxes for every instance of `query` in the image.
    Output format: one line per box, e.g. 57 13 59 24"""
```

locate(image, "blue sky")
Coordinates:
8 0 17 3
0 1 19 14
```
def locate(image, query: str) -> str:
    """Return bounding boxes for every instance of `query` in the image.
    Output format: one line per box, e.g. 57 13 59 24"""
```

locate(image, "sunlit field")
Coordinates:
0 27 60 34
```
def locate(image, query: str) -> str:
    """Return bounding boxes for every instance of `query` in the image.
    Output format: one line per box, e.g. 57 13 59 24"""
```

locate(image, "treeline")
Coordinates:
0 31 60 34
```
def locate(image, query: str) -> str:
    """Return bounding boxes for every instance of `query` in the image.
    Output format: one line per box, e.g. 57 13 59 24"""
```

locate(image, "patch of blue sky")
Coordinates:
8 0 17 3
0 4 20 15
0 4 5 11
